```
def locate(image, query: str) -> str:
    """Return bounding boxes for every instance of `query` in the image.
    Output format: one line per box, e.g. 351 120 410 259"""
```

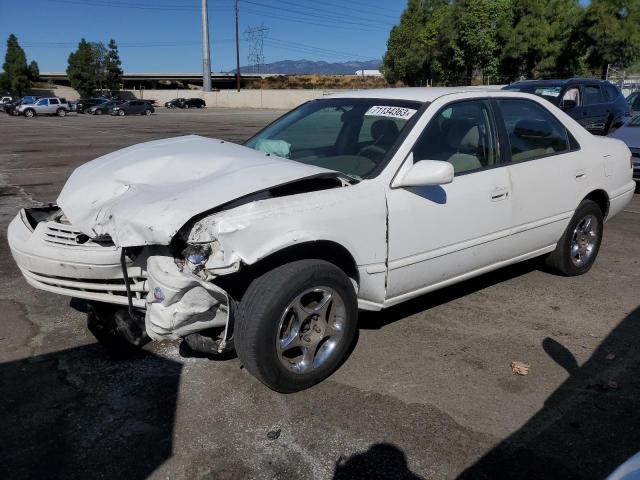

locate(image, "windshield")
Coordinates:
504 84 564 104
245 98 422 180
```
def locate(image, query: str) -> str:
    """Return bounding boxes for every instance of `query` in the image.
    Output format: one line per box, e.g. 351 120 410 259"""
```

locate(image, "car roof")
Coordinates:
324 87 506 103
506 78 609 88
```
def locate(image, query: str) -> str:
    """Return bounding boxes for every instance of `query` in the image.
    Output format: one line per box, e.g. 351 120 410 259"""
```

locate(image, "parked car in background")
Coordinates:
164 97 206 109
503 79 630 135
626 91 640 116
87 100 125 115
610 114 640 184
7 88 635 392
75 97 109 113
16 97 71 117
4 96 39 115
1 96 14 105
110 100 154 116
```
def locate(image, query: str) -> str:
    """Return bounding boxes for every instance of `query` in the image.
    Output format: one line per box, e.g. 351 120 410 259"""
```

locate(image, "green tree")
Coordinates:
383 0 455 86
453 0 512 81
28 60 39 82
500 0 583 80
580 0 640 77
67 39 106 96
1 34 31 95
104 39 123 91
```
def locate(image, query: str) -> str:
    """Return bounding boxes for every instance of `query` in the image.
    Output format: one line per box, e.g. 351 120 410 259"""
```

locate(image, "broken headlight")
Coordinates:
181 244 212 274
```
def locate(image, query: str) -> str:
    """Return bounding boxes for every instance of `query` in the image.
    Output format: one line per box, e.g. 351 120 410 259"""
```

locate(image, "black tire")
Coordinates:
144 109 152 116
235 259 358 393
544 199 604 276
95 109 102 115
23 108 35 117
118 109 125 116
56 108 66 117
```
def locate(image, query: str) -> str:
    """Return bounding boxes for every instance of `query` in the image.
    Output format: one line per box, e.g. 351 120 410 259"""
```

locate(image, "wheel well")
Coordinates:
584 189 609 218
214 240 359 301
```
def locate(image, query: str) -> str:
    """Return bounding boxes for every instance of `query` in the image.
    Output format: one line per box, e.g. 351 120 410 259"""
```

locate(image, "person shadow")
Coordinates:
333 443 424 480
0 343 182 480
458 306 640 479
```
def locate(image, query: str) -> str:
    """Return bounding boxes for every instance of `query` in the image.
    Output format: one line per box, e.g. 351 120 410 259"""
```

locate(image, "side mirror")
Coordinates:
561 99 577 111
393 160 454 188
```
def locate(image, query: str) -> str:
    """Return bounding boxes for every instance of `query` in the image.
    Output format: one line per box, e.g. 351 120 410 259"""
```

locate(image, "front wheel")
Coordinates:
57 108 67 117
235 259 358 393
95 109 102 115
118 109 125 116
24 109 35 117
144 109 152 116
545 199 604 276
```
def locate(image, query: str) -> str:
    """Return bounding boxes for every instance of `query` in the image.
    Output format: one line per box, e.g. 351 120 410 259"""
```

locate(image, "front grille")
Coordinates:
42 222 114 249
21 268 148 308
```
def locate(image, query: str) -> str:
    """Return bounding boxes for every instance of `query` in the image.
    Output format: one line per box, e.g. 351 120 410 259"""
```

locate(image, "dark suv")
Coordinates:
503 79 630 135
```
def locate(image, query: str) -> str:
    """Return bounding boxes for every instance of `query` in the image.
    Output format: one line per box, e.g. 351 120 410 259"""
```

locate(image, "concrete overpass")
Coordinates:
39 72 273 90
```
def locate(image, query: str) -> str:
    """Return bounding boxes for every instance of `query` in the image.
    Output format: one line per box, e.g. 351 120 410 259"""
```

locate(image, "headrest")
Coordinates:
446 119 479 153
371 119 400 145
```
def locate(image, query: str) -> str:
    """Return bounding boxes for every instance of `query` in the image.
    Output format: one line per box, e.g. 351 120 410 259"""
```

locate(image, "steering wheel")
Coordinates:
357 145 387 163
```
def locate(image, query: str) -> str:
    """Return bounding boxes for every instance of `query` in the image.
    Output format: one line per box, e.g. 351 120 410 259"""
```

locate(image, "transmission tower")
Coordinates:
244 24 269 74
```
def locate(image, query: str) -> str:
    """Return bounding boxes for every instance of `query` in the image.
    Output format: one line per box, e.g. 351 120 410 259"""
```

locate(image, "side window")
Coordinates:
36 98 48 106
583 85 603 105
604 84 619 101
561 87 581 106
49 98 59 105
412 100 498 174
498 99 569 162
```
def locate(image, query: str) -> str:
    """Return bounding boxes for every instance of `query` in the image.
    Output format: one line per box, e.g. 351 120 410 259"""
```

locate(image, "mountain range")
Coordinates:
231 59 382 75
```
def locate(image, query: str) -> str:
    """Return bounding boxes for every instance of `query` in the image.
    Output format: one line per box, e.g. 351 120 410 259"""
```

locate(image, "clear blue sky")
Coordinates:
0 0 405 73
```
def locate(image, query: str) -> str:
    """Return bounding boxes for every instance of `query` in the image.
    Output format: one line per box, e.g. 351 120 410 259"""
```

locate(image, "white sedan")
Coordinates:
8 88 636 392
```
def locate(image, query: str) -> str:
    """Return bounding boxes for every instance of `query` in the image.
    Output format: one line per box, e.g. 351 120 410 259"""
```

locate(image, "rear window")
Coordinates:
604 84 619 101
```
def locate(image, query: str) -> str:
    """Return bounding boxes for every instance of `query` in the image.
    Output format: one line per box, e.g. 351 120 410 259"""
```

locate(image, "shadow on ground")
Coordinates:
333 443 424 479
459 306 640 479
0 344 182 480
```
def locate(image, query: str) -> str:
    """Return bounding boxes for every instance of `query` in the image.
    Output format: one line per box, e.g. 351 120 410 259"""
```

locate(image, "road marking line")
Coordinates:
623 209 640 214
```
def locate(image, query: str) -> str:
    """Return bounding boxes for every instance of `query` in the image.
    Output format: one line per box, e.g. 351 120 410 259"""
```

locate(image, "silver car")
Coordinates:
16 97 71 117
610 114 640 183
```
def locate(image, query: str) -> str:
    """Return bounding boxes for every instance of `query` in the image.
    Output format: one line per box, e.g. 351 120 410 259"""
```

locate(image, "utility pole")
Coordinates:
234 0 241 91
201 0 212 92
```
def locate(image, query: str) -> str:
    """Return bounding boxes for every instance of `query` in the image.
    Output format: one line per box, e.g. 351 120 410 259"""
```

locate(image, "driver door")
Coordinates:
385 99 513 303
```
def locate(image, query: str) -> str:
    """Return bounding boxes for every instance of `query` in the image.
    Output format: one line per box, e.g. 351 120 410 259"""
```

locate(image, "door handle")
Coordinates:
575 169 586 179
491 186 509 201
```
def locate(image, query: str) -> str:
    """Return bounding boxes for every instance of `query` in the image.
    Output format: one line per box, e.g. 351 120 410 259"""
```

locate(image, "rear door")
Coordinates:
577 84 608 134
48 98 60 114
496 98 583 259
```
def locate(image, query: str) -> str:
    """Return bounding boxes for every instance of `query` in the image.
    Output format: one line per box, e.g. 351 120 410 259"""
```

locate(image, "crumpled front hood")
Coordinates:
57 135 335 247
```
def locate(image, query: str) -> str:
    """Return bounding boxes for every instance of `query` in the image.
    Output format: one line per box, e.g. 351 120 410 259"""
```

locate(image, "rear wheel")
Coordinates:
235 259 358 393
56 108 66 117
544 199 604 276
95 109 102 115
144 109 152 116
185 104 190 109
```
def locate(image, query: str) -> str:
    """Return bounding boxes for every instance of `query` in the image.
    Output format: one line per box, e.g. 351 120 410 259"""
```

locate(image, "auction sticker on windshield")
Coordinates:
365 105 417 120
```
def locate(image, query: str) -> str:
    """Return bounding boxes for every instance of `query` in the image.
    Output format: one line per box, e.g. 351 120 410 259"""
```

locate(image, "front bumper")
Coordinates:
8 208 230 341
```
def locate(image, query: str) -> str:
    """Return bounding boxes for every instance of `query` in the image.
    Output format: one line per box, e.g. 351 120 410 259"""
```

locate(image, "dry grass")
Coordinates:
244 74 392 90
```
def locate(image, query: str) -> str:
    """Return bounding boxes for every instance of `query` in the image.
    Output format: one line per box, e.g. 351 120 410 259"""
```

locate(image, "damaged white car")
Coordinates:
8 88 636 392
